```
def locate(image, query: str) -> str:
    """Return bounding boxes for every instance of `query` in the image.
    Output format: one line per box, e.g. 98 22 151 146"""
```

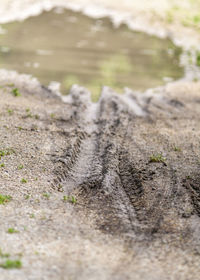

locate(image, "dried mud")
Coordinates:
0 71 200 279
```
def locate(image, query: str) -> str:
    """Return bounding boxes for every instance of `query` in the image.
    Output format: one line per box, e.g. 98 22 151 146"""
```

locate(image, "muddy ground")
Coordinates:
0 71 200 279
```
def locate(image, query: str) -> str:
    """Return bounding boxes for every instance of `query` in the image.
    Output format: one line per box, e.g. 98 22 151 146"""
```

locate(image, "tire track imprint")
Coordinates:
51 85 199 241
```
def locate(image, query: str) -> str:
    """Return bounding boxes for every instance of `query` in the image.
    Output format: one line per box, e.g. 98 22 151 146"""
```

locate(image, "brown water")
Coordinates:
0 8 184 100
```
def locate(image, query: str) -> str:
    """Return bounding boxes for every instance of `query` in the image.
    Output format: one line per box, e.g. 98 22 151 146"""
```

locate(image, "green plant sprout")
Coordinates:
42 193 50 199
63 195 77 204
0 259 22 269
0 194 12 205
12 88 21 97
21 178 27 183
7 228 19 234
18 164 24 170
149 153 166 163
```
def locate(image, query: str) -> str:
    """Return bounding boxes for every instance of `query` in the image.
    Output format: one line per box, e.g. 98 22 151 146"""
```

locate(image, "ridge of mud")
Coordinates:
1 69 200 279
183 175 200 217
49 84 200 245
1 70 200 248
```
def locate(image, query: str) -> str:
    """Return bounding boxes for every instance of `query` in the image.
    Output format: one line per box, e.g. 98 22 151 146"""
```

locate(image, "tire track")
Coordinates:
52 86 196 240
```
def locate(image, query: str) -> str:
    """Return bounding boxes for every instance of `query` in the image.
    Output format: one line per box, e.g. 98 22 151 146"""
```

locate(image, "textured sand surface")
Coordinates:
0 1 200 279
0 71 200 279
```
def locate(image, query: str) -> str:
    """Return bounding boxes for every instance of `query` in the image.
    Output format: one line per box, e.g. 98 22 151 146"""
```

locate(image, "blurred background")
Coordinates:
0 0 199 100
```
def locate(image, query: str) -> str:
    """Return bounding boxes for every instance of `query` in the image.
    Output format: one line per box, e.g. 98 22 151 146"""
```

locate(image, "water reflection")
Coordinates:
0 8 184 100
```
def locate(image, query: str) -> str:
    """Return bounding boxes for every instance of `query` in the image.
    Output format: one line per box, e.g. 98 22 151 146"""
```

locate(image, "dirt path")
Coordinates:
0 70 200 279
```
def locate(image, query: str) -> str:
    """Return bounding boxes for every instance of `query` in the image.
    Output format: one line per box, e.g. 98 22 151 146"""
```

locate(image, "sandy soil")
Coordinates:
0 1 200 279
0 70 200 279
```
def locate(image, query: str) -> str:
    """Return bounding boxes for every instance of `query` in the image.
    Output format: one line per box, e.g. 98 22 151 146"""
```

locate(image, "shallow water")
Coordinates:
0 8 183 100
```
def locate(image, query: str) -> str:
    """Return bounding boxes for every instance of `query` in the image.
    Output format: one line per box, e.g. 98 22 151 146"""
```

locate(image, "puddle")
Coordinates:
0 8 184 100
